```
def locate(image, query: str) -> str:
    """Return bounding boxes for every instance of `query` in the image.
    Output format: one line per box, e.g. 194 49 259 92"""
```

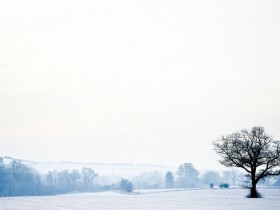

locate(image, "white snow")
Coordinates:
0 188 279 210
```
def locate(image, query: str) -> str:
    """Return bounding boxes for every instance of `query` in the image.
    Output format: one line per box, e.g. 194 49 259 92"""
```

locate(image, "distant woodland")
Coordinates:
0 157 278 197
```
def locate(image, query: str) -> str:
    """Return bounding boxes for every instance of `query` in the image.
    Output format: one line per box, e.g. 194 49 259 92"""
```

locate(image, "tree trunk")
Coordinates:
250 182 258 198
249 169 260 198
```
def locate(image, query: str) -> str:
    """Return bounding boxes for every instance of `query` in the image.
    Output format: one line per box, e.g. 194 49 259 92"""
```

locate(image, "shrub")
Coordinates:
219 183 230 189
120 179 133 193
223 183 229 189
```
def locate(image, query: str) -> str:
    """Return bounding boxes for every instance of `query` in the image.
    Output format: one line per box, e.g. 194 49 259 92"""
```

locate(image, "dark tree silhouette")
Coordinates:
213 126 280 198
119 179 133 193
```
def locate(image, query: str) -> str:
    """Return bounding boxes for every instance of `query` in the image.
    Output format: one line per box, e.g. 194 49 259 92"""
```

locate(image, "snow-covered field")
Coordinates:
0 188 279 210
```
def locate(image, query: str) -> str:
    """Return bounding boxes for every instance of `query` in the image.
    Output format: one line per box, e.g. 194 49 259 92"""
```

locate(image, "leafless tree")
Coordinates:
176 163 199 188
81 167 97 191
213 126 280 198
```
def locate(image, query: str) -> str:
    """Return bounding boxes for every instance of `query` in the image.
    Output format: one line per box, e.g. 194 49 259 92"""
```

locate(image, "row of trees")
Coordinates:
0 158 98 196
0 157 241 197
44 167 97 194
164 163 243 189
128 163 243 190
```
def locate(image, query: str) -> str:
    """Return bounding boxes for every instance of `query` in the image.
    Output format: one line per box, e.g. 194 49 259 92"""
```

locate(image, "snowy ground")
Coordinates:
0 188 279 210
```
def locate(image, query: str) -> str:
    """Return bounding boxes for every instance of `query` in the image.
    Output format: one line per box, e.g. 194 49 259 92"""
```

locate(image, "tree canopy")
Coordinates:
213 126 280 198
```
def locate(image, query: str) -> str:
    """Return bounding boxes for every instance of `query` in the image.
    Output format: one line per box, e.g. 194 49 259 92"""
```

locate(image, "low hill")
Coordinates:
2 156 175 176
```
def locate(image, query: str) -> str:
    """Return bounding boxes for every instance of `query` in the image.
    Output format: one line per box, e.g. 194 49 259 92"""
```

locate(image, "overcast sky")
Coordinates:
1 0 280 170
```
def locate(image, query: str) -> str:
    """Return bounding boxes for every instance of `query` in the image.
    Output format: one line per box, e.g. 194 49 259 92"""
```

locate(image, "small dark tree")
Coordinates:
119 179 133 193
213 126 280 198
219 182 229 189
165 171 174 188
223 183 229 189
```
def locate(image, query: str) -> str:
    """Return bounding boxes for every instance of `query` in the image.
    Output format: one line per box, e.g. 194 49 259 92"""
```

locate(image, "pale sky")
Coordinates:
0 0 280 170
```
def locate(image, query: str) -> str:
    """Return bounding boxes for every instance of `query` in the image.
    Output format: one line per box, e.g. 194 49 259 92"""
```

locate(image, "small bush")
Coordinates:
223 183 229 189
120 179 133 193
219 183 230 189
209 183 214 189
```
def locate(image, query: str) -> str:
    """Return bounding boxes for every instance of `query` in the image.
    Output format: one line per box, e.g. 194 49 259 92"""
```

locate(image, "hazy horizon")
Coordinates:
1 0 280 171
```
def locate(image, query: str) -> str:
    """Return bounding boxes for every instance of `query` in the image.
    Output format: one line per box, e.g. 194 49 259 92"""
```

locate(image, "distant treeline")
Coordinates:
0 157 100 196
1 157 279 197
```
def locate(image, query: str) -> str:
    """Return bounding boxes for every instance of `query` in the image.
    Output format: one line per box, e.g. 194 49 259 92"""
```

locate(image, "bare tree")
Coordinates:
81 167 97 191
213 126 280 198
46 170 58 194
